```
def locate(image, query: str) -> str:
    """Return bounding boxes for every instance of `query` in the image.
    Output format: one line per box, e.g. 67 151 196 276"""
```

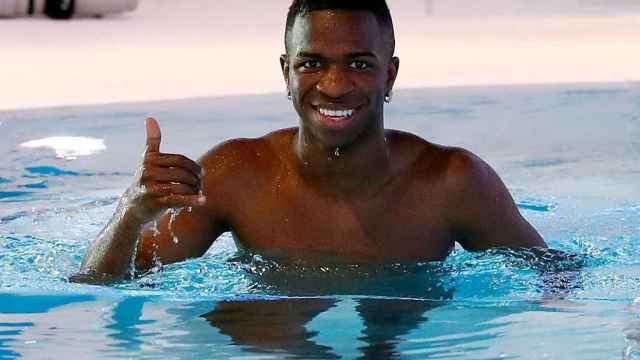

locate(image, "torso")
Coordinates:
202 128 463 263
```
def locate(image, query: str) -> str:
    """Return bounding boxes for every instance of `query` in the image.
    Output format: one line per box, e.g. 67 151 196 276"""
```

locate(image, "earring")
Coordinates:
287 90 292 100
384 91 393 103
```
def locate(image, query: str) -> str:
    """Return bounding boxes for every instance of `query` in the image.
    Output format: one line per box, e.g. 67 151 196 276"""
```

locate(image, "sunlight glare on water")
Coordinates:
20 136 106 160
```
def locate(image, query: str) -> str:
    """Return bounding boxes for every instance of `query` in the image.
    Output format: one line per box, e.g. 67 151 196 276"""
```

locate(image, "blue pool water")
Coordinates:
1 83 639 359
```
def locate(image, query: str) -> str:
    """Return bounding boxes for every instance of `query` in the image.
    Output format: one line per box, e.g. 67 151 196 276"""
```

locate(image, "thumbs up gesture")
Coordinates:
124 117 206 224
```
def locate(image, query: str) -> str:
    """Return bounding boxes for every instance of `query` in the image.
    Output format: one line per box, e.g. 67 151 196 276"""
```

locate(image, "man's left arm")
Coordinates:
446 149 585 297
448 149 546 251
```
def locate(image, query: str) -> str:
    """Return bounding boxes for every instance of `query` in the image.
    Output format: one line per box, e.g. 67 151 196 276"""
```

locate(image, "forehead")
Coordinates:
288 10 386 56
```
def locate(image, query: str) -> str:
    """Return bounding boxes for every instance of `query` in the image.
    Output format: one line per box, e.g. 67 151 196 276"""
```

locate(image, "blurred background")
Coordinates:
0 0 638 110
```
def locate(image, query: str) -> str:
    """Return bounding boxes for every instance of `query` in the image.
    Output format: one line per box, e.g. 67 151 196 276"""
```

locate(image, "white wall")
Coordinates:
0 0 638 110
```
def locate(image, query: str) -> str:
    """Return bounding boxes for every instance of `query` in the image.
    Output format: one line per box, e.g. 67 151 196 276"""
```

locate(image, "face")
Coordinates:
281 10 399 149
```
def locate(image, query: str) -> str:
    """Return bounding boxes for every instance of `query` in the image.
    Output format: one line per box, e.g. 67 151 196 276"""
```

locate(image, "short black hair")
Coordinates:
284 0 395 57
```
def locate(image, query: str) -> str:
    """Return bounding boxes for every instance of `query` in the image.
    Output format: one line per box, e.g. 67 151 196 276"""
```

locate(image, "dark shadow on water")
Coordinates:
198 263 455 359
202 298 341 359
201 296 448 360
355 298 443 360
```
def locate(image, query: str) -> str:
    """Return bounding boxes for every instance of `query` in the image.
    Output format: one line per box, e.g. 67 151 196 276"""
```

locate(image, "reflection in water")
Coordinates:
356 298 442 359
202 297 446 359
98 292 584 358
202 298 340 359
105 297 156 355
198 258 455 357
97 256 583 358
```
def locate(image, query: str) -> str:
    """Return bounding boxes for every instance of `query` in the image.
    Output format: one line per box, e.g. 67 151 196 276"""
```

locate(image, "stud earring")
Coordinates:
384 91 393 103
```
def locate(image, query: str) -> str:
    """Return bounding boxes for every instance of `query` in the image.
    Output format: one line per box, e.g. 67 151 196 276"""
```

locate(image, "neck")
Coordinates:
293 125 391 198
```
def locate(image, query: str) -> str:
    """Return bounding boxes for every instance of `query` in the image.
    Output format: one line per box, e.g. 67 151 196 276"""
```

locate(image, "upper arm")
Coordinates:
448 149 546 251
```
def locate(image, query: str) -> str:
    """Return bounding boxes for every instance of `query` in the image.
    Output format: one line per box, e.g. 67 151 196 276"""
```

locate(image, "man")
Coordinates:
76 0 545 282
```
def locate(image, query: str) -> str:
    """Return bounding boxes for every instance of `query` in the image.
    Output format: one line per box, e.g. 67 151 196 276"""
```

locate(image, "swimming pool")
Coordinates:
1 82 639 359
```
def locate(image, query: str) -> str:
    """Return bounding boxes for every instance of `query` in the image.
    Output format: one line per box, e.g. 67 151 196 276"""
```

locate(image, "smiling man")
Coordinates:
77 0 546 281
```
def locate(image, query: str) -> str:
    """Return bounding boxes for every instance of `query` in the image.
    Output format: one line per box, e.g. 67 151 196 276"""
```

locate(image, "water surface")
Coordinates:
0 83 639 359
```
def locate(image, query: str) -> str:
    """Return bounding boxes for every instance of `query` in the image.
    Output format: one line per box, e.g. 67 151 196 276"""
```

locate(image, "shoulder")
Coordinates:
197 128 296 186
388 130 491 185
402 135 504 204
194 128 295 214
442 147 497 188
199 128 295 171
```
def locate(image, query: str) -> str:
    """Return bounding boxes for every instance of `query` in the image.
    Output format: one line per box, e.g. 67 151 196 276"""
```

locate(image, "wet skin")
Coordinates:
78 10 545 279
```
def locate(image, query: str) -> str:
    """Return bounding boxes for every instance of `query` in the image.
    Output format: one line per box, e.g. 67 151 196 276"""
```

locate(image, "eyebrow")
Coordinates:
347 51 378 59
296 51 379 60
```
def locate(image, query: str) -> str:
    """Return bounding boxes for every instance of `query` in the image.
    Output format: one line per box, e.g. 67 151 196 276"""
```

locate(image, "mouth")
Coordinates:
312 105 360 130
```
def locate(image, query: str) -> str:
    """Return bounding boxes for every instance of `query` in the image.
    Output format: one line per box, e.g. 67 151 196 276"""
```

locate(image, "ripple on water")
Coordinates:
17 180 48 189
0 191 33 200
0 234 83 292
21 166 131 178
518 158 572 168
0 211 29 224
516 198 557 212
562 88 628 97
24 166 83 177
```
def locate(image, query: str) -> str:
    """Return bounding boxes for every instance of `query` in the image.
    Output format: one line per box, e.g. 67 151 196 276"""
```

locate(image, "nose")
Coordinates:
316 64 354 99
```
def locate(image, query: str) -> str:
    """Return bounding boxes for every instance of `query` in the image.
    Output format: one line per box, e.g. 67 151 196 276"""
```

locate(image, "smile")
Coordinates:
317 107 355 120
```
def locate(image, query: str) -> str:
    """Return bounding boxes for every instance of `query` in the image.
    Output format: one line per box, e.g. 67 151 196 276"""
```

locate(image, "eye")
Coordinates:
349 60 372 70
299 60 321 70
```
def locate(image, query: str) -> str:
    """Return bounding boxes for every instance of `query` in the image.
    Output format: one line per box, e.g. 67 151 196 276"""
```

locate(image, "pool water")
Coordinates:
1 83 639 359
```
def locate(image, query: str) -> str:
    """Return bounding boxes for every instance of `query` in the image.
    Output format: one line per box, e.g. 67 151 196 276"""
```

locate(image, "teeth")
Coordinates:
318 108 354 118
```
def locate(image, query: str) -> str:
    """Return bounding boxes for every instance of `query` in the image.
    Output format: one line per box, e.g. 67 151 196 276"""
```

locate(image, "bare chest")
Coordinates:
228 179 455 262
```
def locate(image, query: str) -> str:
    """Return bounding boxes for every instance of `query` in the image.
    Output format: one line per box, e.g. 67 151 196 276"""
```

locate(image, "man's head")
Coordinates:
285 0 396 58
281 0 400 149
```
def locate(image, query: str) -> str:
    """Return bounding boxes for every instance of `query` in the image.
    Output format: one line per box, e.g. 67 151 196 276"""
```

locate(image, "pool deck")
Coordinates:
0 0 638 110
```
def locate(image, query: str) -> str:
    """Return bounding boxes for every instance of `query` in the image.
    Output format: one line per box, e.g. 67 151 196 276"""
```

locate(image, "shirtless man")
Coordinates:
77 0 546 282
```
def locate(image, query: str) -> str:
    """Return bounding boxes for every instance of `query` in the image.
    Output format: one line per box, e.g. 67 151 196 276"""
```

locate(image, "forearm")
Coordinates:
77 199 146 281
71 117 207 283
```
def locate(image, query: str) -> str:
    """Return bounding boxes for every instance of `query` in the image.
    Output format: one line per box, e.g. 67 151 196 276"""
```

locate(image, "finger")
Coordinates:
145 153 202 177
145 117 162 154
142 167 201 187
147 183 198 197
157 195 207 208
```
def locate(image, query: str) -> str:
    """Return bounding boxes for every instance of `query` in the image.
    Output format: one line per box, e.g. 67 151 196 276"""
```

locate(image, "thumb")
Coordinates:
145 117 161 153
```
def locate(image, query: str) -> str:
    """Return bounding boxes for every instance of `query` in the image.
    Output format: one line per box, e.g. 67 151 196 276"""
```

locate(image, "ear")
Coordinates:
280 54 290 87
386 56 400 95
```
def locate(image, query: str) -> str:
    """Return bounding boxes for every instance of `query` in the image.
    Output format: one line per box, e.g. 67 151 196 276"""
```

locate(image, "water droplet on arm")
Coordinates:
168 208 182 245
151 220 160 236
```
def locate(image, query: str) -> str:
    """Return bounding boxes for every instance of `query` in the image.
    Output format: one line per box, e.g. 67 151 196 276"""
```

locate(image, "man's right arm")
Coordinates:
71 118 222 283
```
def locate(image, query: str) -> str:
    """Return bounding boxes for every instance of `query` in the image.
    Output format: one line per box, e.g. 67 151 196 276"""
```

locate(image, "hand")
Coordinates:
123 117 206 224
